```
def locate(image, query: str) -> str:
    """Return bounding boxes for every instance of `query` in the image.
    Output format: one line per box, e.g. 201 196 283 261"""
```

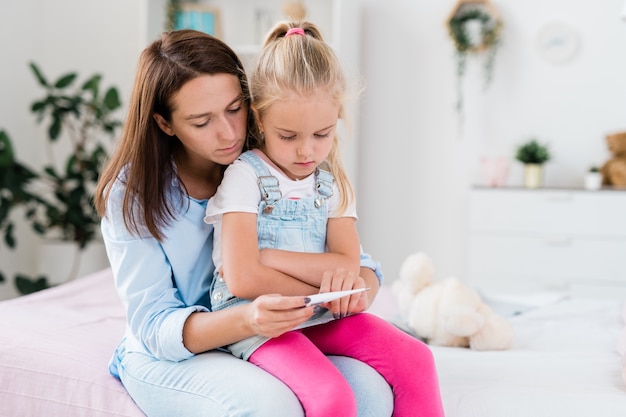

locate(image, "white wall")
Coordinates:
2 0 626 297
356 0 626 284
0 0 145 299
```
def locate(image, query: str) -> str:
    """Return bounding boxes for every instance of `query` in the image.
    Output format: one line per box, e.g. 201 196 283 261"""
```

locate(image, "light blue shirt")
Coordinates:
101 173 383 369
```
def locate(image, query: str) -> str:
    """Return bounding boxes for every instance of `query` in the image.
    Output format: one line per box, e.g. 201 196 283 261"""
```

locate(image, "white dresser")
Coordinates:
467 187 626 297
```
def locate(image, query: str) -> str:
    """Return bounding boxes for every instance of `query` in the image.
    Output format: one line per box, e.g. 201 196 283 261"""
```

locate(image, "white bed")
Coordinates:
433 298 626 416
371 287 626 417
1 268 625 416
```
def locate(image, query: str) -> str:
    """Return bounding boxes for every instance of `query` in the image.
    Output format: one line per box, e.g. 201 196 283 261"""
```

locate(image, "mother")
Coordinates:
94 30 394 416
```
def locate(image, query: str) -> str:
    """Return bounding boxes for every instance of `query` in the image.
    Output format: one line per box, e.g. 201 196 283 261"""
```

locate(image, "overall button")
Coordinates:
212 291 223 302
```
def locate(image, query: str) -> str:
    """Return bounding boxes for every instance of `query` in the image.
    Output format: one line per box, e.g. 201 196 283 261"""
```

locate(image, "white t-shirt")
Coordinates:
204 150 357 270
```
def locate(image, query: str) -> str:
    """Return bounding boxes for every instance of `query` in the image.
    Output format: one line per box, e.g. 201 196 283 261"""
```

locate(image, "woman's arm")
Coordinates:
183 260 382 353
183 294 315 353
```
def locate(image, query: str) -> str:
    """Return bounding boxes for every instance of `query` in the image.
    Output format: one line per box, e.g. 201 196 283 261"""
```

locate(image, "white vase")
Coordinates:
523 164 544 188
584 172 602 190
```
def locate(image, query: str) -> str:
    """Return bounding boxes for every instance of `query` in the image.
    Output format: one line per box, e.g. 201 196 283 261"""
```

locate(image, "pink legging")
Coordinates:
248 313 444 417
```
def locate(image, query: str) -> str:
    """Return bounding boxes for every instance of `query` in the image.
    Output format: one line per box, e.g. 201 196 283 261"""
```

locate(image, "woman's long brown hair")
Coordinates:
95 30 258 241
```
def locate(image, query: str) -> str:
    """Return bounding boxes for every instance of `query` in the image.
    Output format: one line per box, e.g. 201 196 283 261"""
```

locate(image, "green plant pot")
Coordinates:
523 164 543 188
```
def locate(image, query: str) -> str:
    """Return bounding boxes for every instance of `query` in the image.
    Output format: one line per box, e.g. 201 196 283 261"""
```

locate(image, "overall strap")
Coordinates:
315 168 334 198
239 150 336 210
238 151 282 207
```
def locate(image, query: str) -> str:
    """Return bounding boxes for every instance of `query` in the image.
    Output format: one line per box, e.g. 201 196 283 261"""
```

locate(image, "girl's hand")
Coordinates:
319 268 368 319
245 294 315 338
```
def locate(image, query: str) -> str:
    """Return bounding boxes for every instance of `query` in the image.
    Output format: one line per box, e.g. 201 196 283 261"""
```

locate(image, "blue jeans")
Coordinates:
117 349 393 417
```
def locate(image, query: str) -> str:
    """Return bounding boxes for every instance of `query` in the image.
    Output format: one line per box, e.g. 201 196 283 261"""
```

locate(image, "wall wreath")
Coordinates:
446 0 502 117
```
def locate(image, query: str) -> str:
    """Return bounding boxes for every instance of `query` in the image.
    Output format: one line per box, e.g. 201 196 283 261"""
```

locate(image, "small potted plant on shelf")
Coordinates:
515 139 551 188
0 63 122 294
584 166 602 190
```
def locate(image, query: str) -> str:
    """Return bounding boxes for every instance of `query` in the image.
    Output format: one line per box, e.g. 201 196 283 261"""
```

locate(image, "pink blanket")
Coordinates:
0 269 144 416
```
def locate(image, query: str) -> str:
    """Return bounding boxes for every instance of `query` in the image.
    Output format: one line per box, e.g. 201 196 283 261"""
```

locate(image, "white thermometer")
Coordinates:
306 288 370 306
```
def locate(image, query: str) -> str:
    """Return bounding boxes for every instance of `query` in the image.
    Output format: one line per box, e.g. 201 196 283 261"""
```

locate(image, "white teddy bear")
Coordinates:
392 252 514 351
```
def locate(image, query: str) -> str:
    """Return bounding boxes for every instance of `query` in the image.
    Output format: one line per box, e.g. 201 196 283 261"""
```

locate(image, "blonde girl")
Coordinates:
204 21 444 417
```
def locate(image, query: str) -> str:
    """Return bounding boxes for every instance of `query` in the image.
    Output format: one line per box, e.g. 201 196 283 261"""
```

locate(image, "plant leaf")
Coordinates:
32 222 46 235
29 62 49 87
4 223 16 248
103 88 121 110
49 115 62 140
30 100 46 113
54 73 77 89
0 130 15 166
81 74 102 94
43 165 60 179
15 274 50 295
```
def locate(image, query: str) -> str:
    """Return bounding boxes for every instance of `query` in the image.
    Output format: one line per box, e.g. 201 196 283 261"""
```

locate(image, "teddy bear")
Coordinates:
601 131 626 187
392 252 514 351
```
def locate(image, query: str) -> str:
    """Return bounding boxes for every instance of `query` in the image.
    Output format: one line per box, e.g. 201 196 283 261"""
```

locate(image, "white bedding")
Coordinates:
371 288 626 417
1 269 624 417
434 298 626 416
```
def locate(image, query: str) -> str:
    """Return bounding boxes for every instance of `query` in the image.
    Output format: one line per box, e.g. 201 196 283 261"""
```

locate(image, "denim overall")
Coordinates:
210 150 337 360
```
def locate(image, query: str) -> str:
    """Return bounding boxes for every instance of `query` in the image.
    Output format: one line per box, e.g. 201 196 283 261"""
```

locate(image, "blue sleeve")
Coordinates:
101 181 208 362
359 246 384 284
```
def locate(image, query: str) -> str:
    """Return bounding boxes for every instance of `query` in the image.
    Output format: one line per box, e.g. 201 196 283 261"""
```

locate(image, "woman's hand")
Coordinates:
184 295 314 353
245 294 315 338
184 267 380 354
318 268 369 319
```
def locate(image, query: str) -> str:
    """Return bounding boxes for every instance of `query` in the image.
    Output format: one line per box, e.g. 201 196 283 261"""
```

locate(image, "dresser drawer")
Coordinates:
467 234 626 290
469 189 626 237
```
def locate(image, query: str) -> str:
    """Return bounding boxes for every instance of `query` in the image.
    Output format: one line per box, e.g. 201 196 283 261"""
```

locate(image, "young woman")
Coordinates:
204 21 445 417
94 29 394 417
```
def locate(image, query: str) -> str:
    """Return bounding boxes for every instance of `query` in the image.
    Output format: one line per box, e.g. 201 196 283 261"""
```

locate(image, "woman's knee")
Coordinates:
329 356 394 417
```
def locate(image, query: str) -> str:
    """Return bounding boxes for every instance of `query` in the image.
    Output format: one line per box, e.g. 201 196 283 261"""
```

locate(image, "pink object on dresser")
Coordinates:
0 268 144 416
480 156 510 187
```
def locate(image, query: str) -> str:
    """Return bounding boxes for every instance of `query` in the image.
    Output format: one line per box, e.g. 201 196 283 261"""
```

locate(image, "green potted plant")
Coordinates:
0 63 122 294
515 139 551 188
0 130 46 287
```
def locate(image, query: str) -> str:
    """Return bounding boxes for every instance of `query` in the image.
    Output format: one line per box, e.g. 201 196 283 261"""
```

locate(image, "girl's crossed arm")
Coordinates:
258 216 361 286
220 211 319 299
220 205 376 317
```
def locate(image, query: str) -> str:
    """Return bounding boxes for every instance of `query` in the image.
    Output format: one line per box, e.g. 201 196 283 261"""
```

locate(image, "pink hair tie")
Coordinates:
285 27 305 37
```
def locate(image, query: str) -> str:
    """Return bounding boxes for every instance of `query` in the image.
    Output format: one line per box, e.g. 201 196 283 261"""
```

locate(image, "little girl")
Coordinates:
204 20 444 417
